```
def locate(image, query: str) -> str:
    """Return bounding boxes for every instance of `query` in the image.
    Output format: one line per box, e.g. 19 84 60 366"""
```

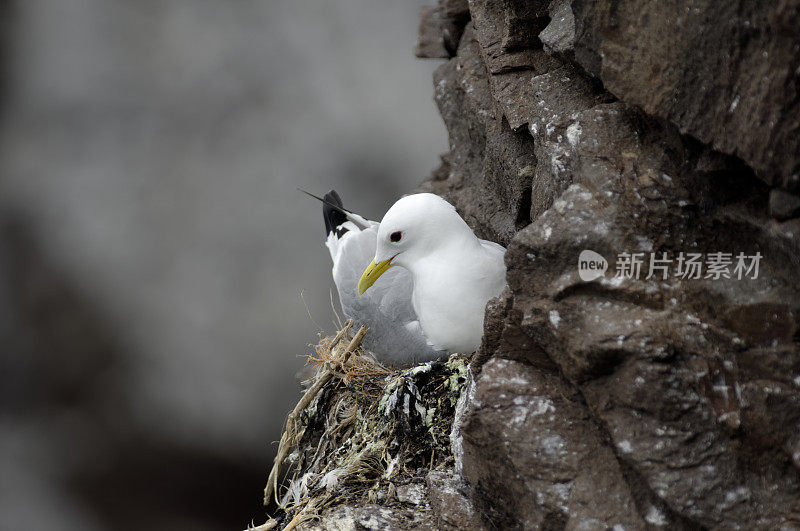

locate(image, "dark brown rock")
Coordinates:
472 287 512 373
421 25 538 245
539 0 575 59
441 0 470 19
770 189 800 221
414 0 471 59
415 5 466 59
724 302 796 347
467 0 550 74
426 470 485 530
302 1 800 527
560 0 800 191
415 6 451 59
417 1 800 527
461 357 645 529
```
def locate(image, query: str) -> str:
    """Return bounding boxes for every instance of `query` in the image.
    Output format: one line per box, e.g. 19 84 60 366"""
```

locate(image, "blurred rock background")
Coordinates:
0 1 446 529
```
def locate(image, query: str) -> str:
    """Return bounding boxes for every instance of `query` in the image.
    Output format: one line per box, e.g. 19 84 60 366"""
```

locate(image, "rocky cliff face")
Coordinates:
278 1 800 528
416 0 800 528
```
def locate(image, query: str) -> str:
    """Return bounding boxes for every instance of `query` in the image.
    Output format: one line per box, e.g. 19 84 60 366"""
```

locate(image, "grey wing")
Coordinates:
479 238 506 255
327 224 445 365
479 238 508 294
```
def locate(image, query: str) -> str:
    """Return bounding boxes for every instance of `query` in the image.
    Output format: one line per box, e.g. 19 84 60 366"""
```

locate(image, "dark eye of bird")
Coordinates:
390 231 402 242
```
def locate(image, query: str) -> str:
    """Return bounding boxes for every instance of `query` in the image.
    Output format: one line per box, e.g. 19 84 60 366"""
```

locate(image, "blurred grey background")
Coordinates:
0 1 445 529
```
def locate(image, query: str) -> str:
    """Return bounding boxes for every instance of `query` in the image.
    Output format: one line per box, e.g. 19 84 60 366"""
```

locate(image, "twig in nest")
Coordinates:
340 355 391 384
246 520 278 531
263 320 369 507
282 498 319 531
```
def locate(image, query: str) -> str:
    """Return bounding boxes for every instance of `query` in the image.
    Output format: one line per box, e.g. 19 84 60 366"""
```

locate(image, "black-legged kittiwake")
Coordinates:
311 190 506 365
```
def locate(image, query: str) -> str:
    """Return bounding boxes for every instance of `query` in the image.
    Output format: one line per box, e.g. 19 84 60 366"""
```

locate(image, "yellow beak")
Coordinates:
358 258 393 296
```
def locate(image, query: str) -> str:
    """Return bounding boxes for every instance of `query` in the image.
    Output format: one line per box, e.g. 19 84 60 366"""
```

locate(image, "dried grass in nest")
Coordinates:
255 319 470 530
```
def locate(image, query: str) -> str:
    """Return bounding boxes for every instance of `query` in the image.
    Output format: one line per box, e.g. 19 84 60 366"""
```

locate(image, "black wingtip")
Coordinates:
298 188 353 237
322 189 349 238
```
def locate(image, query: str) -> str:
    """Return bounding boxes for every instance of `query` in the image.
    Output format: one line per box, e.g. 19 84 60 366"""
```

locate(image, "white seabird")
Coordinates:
359 193 507 354
312 190 506 365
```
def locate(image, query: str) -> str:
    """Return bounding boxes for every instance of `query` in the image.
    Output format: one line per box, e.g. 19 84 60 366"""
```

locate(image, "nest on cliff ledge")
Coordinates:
257 319 469 530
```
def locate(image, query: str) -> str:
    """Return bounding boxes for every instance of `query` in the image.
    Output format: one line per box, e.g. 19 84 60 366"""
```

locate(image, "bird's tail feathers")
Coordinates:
298 188 371 235
323 190 349 237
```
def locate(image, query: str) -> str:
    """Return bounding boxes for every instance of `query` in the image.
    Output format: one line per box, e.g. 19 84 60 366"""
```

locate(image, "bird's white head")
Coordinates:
358 193 474 295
